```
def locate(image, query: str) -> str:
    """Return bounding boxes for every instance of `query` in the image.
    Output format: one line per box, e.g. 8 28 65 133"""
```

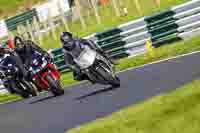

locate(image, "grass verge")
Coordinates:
0 94 21 103
67 79 200 133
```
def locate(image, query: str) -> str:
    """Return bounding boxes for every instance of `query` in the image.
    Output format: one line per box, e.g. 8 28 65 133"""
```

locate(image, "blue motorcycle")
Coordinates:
0 54 37 98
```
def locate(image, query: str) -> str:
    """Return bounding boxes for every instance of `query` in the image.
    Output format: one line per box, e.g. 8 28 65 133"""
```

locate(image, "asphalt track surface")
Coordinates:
1 52 200 133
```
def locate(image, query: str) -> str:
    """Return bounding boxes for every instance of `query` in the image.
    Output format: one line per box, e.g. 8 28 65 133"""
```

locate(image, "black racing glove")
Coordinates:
43 53 52 62
70 65 81 73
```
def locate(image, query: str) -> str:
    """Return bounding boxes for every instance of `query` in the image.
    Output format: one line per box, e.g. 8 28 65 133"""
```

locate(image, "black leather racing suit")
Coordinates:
0 48 26 78
0 48 27 93
62 38 108 81
15 40 48 92
15 40 47 71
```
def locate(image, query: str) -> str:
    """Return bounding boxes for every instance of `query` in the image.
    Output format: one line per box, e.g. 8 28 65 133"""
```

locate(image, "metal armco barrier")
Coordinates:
5 9 37 31
50 0 200 73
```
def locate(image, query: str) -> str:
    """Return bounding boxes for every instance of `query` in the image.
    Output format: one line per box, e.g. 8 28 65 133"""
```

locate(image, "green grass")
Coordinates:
39 0 188 50
0 94 20 103
67 79 200 133
0 0 46 18
60 36 200 86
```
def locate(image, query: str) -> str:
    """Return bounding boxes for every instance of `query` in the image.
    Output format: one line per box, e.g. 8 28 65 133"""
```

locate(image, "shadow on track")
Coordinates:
75 86 118 100
29 95 55 104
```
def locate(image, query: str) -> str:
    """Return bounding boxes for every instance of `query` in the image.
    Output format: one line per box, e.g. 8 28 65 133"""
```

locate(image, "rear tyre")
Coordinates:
46 75 64 96
22 81 37 97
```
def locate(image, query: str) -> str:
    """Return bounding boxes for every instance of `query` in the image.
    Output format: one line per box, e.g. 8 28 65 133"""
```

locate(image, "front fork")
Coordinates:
97 55 116 76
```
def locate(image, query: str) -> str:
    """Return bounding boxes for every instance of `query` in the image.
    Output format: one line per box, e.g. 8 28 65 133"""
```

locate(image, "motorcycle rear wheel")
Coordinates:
13 82 30 98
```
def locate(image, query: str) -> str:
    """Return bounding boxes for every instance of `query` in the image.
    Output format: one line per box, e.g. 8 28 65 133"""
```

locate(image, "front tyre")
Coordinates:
110 76 120 88
46 75 64 96
94 64 120 87
22 81 37 97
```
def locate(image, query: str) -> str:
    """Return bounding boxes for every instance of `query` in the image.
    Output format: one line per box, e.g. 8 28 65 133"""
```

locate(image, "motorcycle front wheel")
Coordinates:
89 63 120 87
110 76 120 88
46 75 64 96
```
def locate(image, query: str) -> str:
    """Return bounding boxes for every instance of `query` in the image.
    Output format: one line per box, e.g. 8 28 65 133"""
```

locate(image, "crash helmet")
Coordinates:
60 32 75 51
14 36 24 49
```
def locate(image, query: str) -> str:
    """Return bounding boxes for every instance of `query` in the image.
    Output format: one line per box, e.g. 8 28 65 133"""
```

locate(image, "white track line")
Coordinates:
119 50 200 73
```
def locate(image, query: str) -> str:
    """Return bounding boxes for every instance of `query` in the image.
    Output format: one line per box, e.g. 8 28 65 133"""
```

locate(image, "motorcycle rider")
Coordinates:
0 45 27 78
14 36 48 71
0 45 28 94
60 32 113 81
14 36 49 92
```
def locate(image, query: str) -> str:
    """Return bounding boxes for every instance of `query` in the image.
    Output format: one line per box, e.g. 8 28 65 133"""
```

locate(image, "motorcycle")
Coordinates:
73 45 120 87
29 51 64 96
0 54 37 98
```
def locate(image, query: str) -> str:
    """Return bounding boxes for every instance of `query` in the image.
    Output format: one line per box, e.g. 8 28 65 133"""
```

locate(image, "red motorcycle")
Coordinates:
29 51 64 96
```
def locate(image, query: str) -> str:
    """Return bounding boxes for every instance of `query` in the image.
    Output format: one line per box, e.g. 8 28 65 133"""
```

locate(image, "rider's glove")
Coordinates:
70 65 79 71
44 53 52 62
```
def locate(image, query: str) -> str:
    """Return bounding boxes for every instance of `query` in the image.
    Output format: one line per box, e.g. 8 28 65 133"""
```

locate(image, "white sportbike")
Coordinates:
74 46 120 87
